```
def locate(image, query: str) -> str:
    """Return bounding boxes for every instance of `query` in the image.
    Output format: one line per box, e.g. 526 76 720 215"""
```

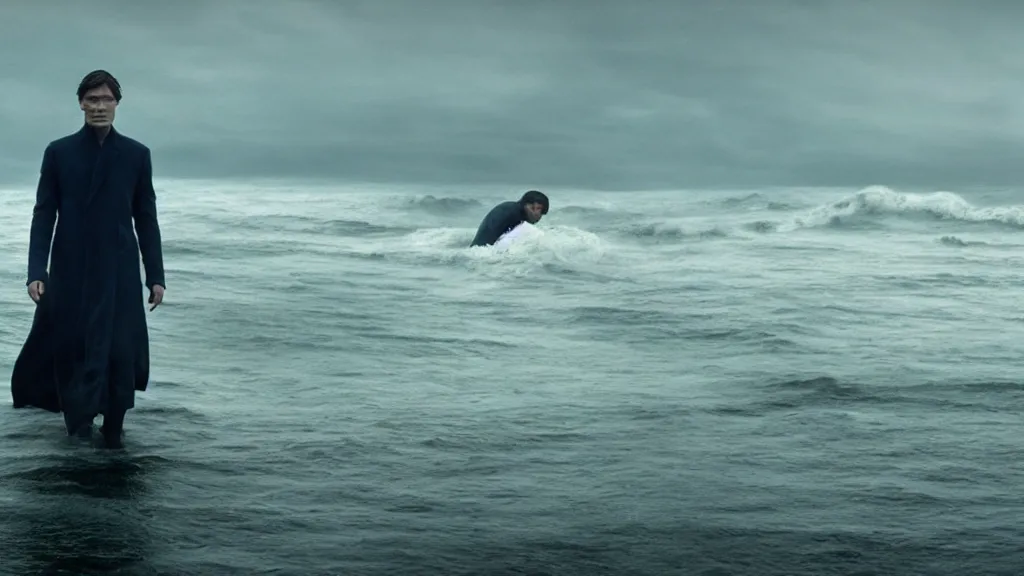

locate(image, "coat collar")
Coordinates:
79 124 121 207
76 123 120 147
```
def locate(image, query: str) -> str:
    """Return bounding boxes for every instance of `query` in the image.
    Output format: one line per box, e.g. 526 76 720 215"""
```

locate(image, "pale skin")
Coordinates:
27 83 164 311
524 202 544 224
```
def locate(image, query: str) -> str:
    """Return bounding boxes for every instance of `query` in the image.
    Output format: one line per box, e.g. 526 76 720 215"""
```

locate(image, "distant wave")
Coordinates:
744 220 778 233
313 219 411 236
402 195 481 213
627 223 729 240
717 192 795 211
938 235 988 248
558 205 618 217
631 185 1005 242
187 212 414 238
775 186 1024 232
720 192 764 207
605 186 1024 247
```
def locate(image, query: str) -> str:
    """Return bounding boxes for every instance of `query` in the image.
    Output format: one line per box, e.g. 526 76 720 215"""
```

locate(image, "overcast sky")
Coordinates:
1 0 1022 190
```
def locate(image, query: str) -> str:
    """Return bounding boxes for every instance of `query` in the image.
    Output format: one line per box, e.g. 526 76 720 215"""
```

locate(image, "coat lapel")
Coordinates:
85 127 120 208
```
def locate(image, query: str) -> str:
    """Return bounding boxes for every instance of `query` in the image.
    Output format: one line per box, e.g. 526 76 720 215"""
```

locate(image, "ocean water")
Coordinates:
0 181 1022 575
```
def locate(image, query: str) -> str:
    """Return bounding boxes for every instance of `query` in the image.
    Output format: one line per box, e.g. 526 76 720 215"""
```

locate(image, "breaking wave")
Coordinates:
775 186 1024 232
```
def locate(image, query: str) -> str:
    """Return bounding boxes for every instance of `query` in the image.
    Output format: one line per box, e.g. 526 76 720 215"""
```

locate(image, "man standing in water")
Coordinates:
469 190 550 247
10 70 166 449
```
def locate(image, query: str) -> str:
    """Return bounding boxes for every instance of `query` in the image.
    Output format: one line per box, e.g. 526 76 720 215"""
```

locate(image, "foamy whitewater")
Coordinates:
0 182 1021 575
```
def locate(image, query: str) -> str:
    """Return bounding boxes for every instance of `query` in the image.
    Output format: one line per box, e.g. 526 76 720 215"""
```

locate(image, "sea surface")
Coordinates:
0 181 1021 575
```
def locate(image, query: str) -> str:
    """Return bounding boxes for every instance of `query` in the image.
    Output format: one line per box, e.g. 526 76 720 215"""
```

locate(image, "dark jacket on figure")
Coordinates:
10 125 165 432
469 201 526 247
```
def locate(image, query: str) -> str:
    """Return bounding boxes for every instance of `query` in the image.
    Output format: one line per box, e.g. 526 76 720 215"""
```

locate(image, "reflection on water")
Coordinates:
0 453 162 575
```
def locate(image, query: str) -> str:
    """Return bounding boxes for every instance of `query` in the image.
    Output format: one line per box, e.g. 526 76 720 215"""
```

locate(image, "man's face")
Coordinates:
524 202 545 224
80 84 117 127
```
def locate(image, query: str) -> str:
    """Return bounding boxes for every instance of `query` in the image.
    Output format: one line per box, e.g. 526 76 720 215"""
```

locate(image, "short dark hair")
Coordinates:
77 70 122 102
519 190 549 214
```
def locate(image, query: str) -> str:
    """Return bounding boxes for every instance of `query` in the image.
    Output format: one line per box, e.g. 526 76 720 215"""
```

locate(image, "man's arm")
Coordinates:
27 145 59 285
132 149 165 290
470 221 499 247
470 202 523 247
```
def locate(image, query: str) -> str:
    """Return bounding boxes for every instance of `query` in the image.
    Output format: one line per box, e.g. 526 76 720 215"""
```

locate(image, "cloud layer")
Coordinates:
1 0 1023 189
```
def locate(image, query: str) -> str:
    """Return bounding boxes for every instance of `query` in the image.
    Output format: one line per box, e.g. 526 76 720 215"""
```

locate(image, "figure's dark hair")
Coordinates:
519 190 549 214
77 70 122 102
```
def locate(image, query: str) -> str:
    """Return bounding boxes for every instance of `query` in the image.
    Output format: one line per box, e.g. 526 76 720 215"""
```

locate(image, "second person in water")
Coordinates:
470 190 549 247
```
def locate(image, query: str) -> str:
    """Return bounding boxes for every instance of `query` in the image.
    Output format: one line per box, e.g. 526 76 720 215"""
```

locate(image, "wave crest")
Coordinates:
627 223 729 240
403 195 481 213
778 186 1024 232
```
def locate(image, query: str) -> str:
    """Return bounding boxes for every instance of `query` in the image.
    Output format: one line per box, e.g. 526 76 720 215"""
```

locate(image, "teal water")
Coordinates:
1 182 1021 575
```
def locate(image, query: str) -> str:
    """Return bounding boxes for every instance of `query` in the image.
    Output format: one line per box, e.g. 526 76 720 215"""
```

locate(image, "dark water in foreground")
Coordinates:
1 182 1022 575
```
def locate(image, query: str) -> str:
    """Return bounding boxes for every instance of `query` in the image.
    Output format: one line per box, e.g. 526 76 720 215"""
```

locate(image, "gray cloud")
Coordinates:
1 0 1023 189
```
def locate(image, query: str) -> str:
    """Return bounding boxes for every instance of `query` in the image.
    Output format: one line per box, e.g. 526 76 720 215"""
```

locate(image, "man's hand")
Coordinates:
28 281 44 303
148 285 165 311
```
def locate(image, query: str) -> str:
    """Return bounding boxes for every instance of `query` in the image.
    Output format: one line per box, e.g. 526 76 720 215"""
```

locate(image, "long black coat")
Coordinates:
10 125 165 430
